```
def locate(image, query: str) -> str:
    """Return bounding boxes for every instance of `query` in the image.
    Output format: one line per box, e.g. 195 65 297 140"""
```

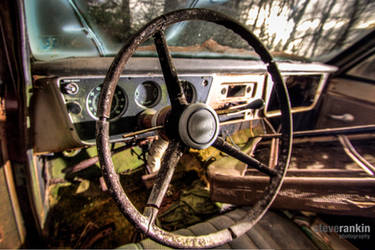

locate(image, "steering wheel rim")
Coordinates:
96 8 292 249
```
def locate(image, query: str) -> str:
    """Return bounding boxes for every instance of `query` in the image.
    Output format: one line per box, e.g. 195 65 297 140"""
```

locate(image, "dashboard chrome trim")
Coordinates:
206 73 266 121
32 57 338 76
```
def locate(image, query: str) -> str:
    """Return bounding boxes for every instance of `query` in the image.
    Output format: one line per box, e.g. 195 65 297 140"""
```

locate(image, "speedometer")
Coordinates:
86 85 127 121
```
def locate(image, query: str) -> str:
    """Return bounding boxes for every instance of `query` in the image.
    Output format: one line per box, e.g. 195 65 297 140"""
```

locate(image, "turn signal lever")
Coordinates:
216 98 265 115
236 98 265 111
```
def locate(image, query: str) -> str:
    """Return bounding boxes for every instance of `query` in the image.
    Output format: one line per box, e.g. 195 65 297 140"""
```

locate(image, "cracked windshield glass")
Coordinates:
25 0 375 61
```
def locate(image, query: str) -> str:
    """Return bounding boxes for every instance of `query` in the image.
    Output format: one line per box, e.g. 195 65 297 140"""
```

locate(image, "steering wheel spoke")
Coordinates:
144 140 184 219
153 30 187 110
213 137 278 177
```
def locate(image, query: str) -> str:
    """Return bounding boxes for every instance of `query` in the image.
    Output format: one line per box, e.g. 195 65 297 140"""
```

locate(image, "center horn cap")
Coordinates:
178 103 219 149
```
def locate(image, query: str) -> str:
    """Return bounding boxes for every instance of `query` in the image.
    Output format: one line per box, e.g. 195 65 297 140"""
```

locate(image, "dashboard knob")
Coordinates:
66 102 82 115
62 82 79 95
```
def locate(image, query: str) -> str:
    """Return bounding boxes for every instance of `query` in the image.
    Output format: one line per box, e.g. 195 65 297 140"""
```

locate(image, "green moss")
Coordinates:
49 145 144 180
45 170 148 248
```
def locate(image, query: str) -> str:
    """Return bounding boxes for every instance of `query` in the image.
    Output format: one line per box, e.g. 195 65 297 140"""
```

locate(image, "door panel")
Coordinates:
316 78 375 128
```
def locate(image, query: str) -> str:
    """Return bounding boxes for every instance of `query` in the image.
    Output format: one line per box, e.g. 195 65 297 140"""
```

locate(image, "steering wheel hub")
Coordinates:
178 103 219 149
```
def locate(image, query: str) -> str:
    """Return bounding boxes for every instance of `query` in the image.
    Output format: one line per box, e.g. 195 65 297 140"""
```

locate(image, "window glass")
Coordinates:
347 53 375 81
25 0 375 61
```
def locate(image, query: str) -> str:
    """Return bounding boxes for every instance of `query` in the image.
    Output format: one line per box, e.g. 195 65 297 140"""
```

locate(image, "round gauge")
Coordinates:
182 81 196 103
135 81 161 108
86 85 127 120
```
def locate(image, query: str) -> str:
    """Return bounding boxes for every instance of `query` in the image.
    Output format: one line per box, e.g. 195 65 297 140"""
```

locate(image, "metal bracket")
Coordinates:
338 135 375 176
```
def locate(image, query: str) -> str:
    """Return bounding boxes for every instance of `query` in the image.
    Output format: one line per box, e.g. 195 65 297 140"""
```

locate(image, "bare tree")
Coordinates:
163 0 182 13
86 0 375 59
240 0 256 24
282 0 311 51
252 0 268 30
308 0 336 57
330 0 370 51
88 0 132 41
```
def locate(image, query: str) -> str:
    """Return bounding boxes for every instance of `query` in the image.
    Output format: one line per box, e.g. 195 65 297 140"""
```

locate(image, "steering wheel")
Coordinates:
96 8 292 249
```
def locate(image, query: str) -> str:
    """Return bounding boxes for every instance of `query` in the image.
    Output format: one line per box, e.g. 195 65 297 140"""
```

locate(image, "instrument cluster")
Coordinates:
55 72 329 144
58 75 213 142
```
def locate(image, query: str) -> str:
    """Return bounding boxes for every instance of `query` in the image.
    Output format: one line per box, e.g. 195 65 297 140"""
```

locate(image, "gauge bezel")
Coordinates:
86 85 128 121
134 81 162 108
181 80 197 104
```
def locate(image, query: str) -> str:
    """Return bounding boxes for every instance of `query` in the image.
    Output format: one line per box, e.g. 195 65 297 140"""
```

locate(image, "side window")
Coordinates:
347 53 375 81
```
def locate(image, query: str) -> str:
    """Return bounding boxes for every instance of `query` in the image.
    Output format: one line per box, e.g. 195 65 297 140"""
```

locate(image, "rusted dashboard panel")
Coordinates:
33 75 213 150
32 72 331 153
32 73 267 152
60 75 213 143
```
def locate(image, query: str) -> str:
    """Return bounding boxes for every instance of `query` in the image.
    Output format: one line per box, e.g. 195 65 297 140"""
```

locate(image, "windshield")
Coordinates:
25 0 375 61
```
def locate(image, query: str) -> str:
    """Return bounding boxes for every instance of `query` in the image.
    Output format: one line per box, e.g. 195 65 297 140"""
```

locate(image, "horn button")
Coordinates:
178 103 219 149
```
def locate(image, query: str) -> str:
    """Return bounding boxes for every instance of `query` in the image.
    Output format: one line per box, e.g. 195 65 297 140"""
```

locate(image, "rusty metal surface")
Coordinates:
31 78 84 153
209 172 375 218
260 124 375 139
291 133 375 144
96 8 292 248
246 168 371 177
209 138 375 218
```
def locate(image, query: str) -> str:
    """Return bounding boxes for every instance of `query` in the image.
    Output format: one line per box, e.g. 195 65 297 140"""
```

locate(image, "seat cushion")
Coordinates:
120 208 318 249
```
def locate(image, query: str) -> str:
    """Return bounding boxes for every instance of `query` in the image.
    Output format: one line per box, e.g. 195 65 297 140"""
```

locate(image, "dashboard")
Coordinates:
60 75 213 142
31 57 337 153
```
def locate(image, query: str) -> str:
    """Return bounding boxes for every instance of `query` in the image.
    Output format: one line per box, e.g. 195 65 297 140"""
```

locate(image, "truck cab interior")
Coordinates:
0 0 374 248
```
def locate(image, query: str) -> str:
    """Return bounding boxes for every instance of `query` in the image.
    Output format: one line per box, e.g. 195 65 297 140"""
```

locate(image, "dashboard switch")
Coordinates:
67 102 82 115
62 82 79 95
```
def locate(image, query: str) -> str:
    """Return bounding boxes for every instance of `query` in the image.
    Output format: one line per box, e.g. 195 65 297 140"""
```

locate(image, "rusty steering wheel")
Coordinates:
96 8 292 249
